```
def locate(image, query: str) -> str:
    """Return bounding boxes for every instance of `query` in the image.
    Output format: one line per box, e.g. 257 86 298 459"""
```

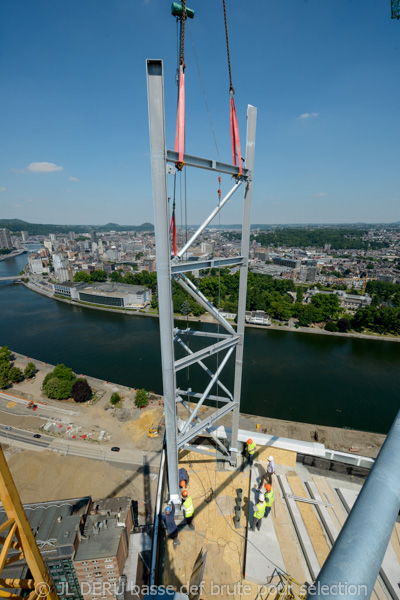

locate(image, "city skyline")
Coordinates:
1 0 399 225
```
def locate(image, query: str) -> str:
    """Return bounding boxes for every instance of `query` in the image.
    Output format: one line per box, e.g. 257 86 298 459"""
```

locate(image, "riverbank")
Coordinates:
2 349 387 458
0 249 27 262
24 280 400 343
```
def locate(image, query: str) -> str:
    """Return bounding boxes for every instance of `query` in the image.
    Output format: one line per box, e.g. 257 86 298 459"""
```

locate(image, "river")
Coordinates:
0 250 398 434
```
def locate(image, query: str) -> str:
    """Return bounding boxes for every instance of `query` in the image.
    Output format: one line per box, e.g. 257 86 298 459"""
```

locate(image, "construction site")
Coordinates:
0 2 400 600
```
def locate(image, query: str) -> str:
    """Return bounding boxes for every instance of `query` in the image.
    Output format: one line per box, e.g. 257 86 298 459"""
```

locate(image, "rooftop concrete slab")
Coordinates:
244 464 285 585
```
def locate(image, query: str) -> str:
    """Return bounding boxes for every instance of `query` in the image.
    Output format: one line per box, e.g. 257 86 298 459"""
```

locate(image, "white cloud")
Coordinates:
27 162 63 173
68 176 80 182
299 112 319 120
313 192 328 198
0 187 6 192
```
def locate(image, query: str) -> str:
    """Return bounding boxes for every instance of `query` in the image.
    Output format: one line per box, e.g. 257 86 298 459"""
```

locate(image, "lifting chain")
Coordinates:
222 0 234 94
180 0 187 69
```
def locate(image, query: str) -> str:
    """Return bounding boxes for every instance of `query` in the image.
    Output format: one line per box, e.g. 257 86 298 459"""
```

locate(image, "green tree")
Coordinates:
181 300 191 316
296 287 304 303
325 321 339 332
110 271 124 283
43 363 75 393
90 270 107 282
24 362 36 379
74 271 91 283
135 388 149 408
52 364 75 381
0 346 12 361
110 392 121 405
43 377 73 400
294 304 316 327
0 372 9 389
311 293 340 320
9 366 23 383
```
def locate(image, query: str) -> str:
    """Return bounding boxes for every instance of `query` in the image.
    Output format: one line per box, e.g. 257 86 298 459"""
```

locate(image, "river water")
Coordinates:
0 250 398 434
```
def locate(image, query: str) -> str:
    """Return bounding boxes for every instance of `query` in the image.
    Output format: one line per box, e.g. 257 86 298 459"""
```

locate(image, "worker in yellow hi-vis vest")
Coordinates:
251 493 266 531
246 438 257 468
264 484 275 518
181 489 195 531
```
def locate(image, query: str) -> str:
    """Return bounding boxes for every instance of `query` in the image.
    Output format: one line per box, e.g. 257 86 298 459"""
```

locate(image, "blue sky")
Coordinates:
0 0 399 226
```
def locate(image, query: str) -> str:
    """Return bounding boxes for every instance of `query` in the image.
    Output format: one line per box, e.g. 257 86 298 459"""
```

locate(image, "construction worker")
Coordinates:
266 455 276 484
181 489 195 530
246 439 257 467
251 492 266 531
258 455 276 489
264 483 275 518
179 466 189 489
159 504 180 549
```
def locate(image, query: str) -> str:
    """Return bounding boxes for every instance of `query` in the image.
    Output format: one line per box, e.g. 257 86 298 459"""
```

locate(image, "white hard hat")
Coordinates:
268 455 273 461
259 493 265 502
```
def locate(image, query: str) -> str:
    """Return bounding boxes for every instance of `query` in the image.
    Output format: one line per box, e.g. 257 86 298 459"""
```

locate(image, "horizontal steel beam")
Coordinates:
178 402 237 448
171 256 244 274
177 389 232 403
174 329 232 340
166 149 249 178
174 337 239 372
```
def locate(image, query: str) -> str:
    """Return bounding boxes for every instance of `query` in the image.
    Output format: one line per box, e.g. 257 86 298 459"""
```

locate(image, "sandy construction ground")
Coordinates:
4 447 157 521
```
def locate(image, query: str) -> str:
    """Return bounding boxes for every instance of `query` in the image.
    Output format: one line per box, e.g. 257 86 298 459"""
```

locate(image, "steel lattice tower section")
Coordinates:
147 59 256 503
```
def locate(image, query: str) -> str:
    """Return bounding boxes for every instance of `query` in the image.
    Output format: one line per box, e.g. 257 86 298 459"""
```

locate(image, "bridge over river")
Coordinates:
0 276 22 282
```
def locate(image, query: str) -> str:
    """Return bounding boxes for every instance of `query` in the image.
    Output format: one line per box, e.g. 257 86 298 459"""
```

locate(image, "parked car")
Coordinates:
111 446 120 452
4 426 12 431
33 434 41 439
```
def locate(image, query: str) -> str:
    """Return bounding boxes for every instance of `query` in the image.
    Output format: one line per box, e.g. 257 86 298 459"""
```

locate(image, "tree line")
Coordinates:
71 266 400 336
253 228 389 250
0 346 36 389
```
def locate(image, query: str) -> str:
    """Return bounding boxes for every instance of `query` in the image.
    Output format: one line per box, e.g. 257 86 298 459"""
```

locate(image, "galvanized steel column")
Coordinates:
230 105 257 465
146 59 180 503
312 409 400 600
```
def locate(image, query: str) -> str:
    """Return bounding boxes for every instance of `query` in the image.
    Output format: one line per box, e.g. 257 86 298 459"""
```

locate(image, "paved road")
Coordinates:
0 426 161 470
0 392 78 417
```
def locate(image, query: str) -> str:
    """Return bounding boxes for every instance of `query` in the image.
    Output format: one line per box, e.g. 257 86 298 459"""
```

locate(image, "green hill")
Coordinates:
0 219 154 236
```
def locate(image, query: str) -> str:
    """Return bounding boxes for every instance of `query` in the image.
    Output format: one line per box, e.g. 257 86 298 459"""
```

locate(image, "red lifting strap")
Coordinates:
169 208 177 256
174 68 185 169
230 95 242 176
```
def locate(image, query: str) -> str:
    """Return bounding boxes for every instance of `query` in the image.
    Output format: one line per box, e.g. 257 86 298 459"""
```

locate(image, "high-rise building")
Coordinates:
0 228 12 249
21 230 29 242
69 231 75 241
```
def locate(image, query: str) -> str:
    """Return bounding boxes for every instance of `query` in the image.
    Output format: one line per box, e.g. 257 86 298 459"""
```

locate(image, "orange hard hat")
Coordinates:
247 439 253 445
182 489 188 497
180 480 186 488
264 484 272 491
